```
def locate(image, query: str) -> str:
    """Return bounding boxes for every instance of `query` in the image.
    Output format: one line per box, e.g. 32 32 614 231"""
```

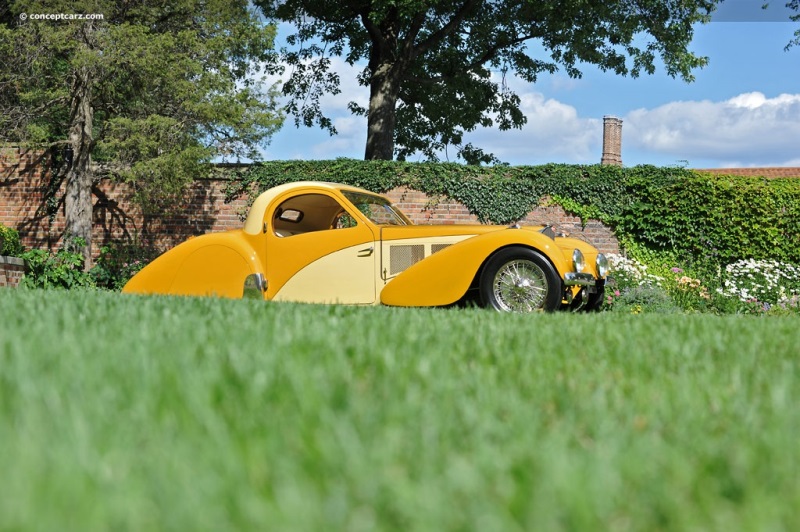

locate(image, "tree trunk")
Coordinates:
364 61 401 160
64 65 95 268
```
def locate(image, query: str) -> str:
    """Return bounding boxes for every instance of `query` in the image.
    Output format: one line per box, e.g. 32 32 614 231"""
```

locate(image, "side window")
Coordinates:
332 211 358 229
272 193 356 237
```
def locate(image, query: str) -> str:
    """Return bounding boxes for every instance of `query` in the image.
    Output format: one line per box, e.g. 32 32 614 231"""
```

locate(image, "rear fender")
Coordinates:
380 229 569 307
123 231 264 298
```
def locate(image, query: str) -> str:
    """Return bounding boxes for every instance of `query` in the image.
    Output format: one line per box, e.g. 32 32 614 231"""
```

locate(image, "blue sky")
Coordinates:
261 2 800 169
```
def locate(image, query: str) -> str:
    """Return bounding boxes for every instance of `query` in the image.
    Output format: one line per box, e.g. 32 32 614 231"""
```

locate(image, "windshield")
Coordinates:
342 191 412 226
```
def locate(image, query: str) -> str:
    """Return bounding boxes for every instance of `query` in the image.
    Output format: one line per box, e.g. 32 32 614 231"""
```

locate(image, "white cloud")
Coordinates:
463 92 600 164
317 60 370 112
625 92 800 166
310 115 366 158
546 74 584 93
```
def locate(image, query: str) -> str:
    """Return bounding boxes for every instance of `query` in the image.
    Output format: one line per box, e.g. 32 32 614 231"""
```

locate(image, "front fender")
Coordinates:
380 229 569 307
557 237 603 278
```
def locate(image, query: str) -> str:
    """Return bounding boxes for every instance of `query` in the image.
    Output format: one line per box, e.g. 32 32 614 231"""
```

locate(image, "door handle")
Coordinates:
357 246 374 257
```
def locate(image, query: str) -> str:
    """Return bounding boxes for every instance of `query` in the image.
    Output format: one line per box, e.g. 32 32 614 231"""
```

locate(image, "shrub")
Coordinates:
91 241 160 291
772 294 800 314
661 269 713 313
0 223 24 257
606 253 664 290
20 238 95 290
609 285 681 314
606 256 800 315
604 254 676 313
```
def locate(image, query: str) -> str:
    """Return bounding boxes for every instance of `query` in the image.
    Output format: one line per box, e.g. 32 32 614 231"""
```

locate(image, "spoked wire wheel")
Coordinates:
480 247 561 312
491 259 548 312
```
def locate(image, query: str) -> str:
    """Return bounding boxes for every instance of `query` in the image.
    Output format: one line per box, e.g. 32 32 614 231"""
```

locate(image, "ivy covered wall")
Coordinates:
3 151 799 270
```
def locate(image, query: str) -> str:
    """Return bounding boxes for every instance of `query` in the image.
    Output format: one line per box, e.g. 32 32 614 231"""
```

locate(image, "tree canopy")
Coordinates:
257 0 721 164
787 0 800 48
0 0 283 263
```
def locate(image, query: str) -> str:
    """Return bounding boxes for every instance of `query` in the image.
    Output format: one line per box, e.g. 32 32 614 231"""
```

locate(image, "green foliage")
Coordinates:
617 171 800 269
2 1 283 159
226 160 634 224
227 160 800 272
786 0 800 49
609 285 682 314
90 241 160 291
661 272 713 313
257 0 720 161
2 291 800 529
19 238 95 290
0 0 284 256
0 223 24 257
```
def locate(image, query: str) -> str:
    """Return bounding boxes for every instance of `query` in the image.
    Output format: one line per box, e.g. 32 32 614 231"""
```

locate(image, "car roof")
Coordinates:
243 181 379 235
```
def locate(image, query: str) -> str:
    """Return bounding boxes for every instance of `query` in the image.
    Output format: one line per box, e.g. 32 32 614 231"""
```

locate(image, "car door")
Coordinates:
264 191 378 304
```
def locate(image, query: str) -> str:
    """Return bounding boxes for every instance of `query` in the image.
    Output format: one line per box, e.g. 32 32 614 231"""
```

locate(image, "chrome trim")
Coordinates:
564 272 596 287
243 273 268 299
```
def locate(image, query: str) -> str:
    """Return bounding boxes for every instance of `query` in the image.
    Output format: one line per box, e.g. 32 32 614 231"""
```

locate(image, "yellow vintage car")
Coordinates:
123 181 608 312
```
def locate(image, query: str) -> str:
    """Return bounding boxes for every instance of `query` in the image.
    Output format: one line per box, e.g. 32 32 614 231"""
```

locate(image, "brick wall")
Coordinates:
1 147 252 256
1 148 620 260
0 147 59 250
0 255 25 288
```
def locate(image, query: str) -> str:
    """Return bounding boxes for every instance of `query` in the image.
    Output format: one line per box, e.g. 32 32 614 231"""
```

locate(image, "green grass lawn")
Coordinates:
1 289 798 530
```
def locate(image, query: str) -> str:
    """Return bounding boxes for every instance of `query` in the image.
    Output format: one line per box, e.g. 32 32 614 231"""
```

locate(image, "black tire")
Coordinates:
479 247 562 312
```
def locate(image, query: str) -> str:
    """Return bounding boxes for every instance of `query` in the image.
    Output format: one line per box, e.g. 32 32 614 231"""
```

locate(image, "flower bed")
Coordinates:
606 254 800 315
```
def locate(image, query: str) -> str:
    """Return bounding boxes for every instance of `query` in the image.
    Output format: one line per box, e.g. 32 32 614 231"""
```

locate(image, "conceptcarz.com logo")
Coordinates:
19 12 105 22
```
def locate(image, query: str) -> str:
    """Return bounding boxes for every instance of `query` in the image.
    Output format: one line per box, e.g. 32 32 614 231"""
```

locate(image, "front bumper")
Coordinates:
563 276 606 310
564 272 599 288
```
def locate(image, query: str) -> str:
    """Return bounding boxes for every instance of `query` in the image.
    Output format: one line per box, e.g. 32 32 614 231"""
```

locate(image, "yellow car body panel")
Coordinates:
379 228 569 307
122 231 263 298
558 237 603 278
379 232 479 281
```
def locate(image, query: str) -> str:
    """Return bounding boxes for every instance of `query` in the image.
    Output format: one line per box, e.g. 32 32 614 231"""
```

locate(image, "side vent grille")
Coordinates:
390 245 425 275
431 243 451 254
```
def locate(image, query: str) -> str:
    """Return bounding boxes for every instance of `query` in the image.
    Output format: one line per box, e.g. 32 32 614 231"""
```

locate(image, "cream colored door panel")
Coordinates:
273 243 377 304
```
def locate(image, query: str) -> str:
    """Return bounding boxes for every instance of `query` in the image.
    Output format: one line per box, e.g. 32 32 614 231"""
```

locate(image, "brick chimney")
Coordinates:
601 116 623 166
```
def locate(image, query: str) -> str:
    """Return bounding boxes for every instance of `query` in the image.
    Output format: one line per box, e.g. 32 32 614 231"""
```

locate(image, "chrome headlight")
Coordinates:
572 249 585 272
596 253 609 278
